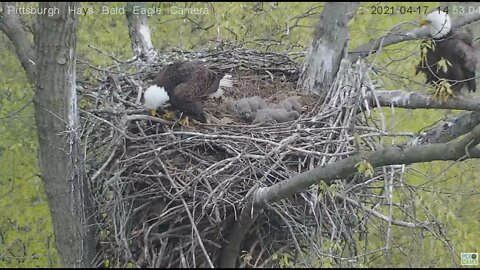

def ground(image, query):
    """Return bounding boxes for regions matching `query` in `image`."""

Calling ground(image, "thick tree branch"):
[219,199,258,268]
[409,111,480,145]
[221,122,480,267]
[0,2,36,83]
[297,2,359,94]
[125,2,157,62]
[368,90,480,144]
[254,123,480,206]
[369,90,480,112]
[349,13,480,61]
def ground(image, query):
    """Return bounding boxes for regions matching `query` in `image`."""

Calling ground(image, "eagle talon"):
[148,109,157,117]
[178,116,190,126]
[432,80,454,102]
[162,110,177,121]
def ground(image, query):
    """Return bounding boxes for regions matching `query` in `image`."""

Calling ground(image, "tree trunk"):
[0,2,36,82]
[34,2,95,267]
[126,2,157,61]
[297,2,359,94]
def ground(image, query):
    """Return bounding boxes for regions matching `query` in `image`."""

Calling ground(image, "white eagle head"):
[420,11,451,39]
[144,85,170,116]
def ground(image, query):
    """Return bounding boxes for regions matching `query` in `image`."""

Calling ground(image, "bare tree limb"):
[369,90,480,112]
[337,195,428,229]
[254,122,480,206]
[349,13,480,61]
[297,2,359,94]
[220,122,480,267]
[0,2,36,83]
[219,198,258,268]
[367,90,480,144]
[408,111,480,145]
[125,2,157,62]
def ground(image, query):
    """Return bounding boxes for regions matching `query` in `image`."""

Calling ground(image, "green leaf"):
[354,159,374,178]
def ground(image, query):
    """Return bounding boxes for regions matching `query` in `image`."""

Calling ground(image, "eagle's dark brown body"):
[151,60,225,122]
[416,29,477,92]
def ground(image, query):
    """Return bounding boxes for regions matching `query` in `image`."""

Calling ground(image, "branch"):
[219,198,257,268]
[369,90,480,112]
[338,194,428,229]
[253,123,480,205]
[348,13,480,61]
[368,90,480,144]
[125,2,157,62]
[408,111,480,145]
[221,121,480,267]
[297,2,359,93]
[0,2,36,83]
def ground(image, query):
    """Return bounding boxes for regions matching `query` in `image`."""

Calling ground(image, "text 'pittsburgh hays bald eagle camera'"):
[143,60,232,124]
[416,11,478,96]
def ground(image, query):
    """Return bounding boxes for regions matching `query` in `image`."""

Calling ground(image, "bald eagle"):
[416,11,477,95]
[144,60,232,123]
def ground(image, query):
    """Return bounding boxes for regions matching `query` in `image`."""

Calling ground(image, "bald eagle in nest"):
[416,11,477,98]
[144,60,232,124]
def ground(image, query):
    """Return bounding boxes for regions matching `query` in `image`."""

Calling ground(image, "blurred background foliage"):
[0,1,478,267]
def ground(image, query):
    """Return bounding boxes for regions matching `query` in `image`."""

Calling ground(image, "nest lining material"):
[80,47,400,267]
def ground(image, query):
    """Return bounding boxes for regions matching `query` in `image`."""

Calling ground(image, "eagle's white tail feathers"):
[209,74,233,99]
[144,85,170,109]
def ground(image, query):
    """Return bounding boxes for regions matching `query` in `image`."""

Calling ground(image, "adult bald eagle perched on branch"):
[416,11,477,96]
[144,60,232,124]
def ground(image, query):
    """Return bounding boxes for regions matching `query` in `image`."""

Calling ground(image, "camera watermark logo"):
[461,253,478,266]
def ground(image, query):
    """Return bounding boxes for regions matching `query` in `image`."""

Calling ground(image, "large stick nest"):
[80,45,401,268]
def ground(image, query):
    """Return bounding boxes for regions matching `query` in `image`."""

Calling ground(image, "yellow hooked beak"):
[419,19,429,26]
[148,109,156,116]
